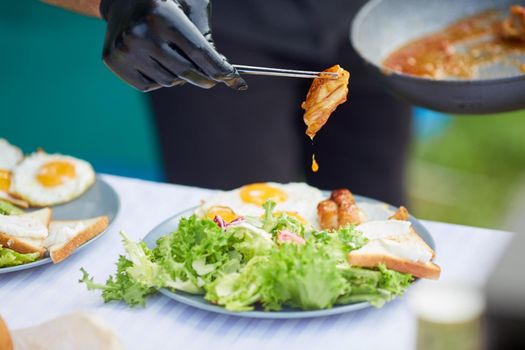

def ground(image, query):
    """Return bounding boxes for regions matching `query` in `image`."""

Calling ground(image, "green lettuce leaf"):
[79,256,156,307]
[205,256,269,311]
[337,264,413,307]
[337,226,369,252]
[0,200,24,215]
[0,246,40,267]
[120,231,166,286]
[79,214,413,311]
[261,200,277,232]
[310,225,368,264]
[228,223,274,261]
[259,242,347,311]
[153,215,247,293]
[206,242,350,312]
[260,199,305,236]
[79,231,165,307]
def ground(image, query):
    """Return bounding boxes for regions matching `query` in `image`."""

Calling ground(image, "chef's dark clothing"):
[149,0,411,206]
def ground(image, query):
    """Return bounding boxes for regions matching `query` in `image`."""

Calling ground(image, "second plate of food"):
[1,139,120,273]
[0,177,120,274]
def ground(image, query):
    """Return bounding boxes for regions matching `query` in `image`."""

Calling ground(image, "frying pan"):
[351,0,525,114]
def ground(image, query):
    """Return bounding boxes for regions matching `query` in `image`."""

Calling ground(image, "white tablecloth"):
[0,175,514,349]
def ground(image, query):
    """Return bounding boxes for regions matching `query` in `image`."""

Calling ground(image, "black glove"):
[99,0,247,92]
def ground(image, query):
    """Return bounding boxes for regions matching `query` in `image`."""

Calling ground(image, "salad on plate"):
[80,183,438,312]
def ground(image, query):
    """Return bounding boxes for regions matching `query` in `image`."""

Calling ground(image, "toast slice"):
[389,206,435,258]
[20,208,52,226]
[348,247,441,280]
[0,208,51,257]
[349,219,441,280]
[0,316,13,350]
[45,216,109,263]
[0,192,28,209]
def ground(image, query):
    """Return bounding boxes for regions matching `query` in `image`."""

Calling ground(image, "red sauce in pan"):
[383,7,525,79]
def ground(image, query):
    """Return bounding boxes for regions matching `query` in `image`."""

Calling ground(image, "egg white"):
[0,139,23,171]
[196,182,324,228]
[10,152,95,207]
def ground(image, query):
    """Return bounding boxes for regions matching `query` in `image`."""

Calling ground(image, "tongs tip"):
[233,64,339,80]
[319,72,340,80]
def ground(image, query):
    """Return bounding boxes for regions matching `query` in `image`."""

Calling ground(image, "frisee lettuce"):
[0,200,24,216]
[80,256,156,307]
[205,242,347,312]
[0,246,40,267]
[261,200,305,236]
[80,210,413,310]
[205,256,268,312]
[258,242,347,311]
[337,264,413,307]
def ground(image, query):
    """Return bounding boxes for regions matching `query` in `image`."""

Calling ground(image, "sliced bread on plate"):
[44,216,108,263]
[349,215,441,280]
[0,208,51,257]
[0,316,12,350]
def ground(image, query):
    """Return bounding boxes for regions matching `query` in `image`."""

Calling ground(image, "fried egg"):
[196,182,324,227]
[0,139,27,207]
[10,152,95,207]
[0,139,23,192]
[0,139,23,172]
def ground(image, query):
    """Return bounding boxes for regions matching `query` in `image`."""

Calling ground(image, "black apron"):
[149,0,411,205]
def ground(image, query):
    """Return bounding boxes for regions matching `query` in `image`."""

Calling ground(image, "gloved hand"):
[99,0,247,92]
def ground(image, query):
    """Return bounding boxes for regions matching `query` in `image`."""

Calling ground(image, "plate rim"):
[0,176,120,274]
[142,193,435,319]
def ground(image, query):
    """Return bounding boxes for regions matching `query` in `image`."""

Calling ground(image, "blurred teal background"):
[0,2,164,181]
[3,2,525,229]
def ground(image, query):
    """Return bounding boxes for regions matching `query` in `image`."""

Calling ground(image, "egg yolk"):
[239,183,287,206]
[0,169,11,192]
[274,211,307,224]
[206,206,238,223]
[36,161,76,187]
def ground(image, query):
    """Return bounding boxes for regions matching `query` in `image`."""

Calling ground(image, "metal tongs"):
[233,65,339,80]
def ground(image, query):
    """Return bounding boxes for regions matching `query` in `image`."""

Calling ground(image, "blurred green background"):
[409,111,525,228]
[2,2,525,229]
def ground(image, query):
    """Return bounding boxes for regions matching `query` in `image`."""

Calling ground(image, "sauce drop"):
[311,154,319,173]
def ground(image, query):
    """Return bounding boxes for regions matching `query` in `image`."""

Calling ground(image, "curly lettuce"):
[258,242,347,311]
[337,264,413,307]
[0,246,40,267]
[260,200,305,236]
[80,214,413,310]
[0,200,24,215]
[205,256,268,312]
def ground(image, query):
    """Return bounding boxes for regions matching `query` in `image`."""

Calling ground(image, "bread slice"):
[45,216,108,263]
[0,208,51,257]
[349,219,441,280]
[20,208,52,226]
[11,312,123,350]
[348,250,441,280]
[0,191,28,209]
[390,206,435,258]
[0,316,13,350]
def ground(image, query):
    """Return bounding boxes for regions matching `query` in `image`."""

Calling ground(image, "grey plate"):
[143,194,435,319]
[0,176,120,274]
[351,0,525,114]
